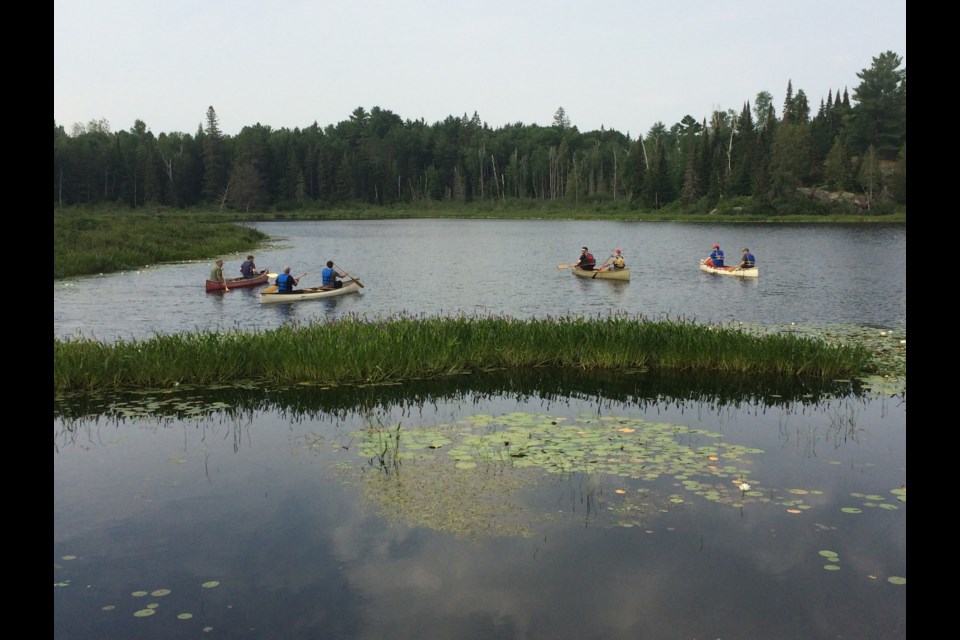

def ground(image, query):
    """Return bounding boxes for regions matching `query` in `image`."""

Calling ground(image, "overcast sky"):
[54,0,906,138]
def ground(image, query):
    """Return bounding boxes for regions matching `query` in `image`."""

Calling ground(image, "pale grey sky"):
[54,0,906,138]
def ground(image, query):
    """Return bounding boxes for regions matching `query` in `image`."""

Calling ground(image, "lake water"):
[54,220,906,639]
[54,220,906,341]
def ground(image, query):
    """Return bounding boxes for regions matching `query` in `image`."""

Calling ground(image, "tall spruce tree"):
[201,106,228,204]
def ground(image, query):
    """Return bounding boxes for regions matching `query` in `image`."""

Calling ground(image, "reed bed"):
[53,315,873,394]
[54,211,270,279]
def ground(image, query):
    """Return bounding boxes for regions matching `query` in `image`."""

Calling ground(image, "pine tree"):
[849,51,906,159]
[202,106,228,204]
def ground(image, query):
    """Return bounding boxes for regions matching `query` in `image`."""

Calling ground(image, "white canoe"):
[572,266,630,281]
[259,281,362,304]
[699,259,758,278]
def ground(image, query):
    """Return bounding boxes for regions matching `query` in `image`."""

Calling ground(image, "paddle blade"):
[557,264,571,269]
[350,279,365,288]
[263,285,278,294]
[266,272,278,278]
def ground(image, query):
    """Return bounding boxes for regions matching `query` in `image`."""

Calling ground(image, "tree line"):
[54,51,905,215]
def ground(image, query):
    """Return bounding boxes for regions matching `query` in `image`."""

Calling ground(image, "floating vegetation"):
[177,613,193,620]
[887,576,906,585]
[150,588,171,597]
[818,549,842,571]
[325,405,905,539]
[201,581,220,589]
[133,609,156,617]
[329,410,877,536]
[131,591,148,597]
[840,507,863,514]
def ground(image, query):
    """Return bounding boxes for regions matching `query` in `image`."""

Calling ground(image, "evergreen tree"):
[768,123,812,201]
[849,51,906,159]
[643,138,675,209]
[781,80,794,124]
[823,136,852,191]
[201,106,229,204]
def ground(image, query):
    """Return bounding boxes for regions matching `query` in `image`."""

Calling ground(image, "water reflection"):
[54,373,905,640]
[54,369,887,423]
[54,372,906,639]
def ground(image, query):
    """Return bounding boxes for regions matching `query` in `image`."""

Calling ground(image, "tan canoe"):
[571,266,630,281]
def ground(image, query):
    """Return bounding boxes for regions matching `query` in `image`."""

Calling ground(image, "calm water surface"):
[54,220,906,341]
[54,220,906,639]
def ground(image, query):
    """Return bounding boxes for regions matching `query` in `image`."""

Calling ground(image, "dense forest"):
[54,51,905,216]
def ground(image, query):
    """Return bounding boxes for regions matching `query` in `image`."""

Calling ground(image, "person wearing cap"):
[736,248,756,269]
[705,243,725,268]
[612,249,626,270]
[575,247,596,271]
[210,258,229,291]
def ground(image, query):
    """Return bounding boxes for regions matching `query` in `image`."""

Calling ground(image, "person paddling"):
[210,259,229,291]
[705,244,724,268]
[275,267,303,293]
[576,247,596,271]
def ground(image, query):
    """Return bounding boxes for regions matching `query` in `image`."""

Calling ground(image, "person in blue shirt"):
[276,267,301,293]
[321,261,345,289]
[737,248,756,269]
[706,244,725,267]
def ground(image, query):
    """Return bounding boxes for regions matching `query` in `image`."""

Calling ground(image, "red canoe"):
[205,272,270,292]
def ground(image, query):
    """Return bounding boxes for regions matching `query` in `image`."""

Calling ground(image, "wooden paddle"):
[592,255,613,278]
[333,262,364,288]
[557,264,575,270]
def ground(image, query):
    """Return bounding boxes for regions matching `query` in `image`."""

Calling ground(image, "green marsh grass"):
[53,315,873,394]
[54,210,270,279]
